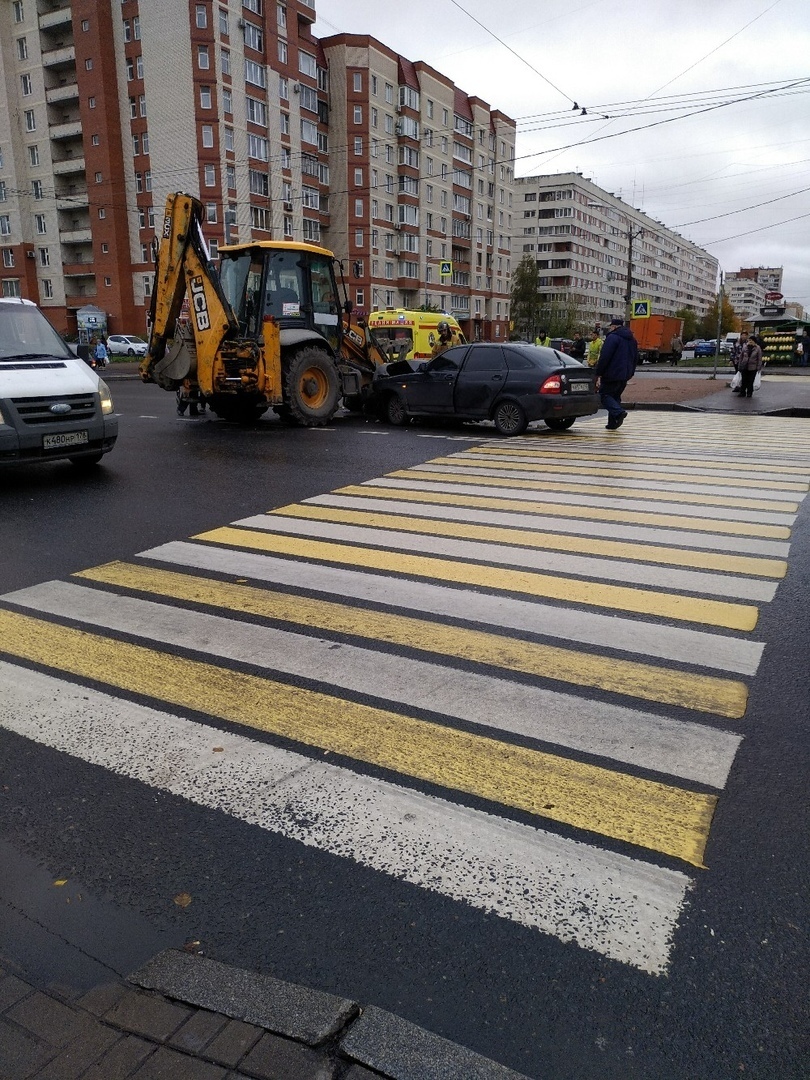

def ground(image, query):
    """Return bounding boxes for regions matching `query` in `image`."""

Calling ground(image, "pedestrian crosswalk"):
[1,413,809,975]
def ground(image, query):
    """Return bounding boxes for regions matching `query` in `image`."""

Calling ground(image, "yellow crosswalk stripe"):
[467,446,810,476]
[194,526,759,631]
[436,455,809,493]
[273,503,787,579]
[387,469,798,514]
[76,561,750,718]
[0,606,718,866]
[336,484,791,540]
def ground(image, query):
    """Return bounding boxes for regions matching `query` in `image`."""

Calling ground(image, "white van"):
[0,298,118,468]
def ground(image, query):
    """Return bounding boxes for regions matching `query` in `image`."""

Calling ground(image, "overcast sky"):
[315,0,810,309]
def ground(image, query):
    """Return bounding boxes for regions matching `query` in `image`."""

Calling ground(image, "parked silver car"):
[107,334,148,357]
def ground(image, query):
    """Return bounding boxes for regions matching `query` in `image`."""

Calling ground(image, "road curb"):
[129,949,533,1080]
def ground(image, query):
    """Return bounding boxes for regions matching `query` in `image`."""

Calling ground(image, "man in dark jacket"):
[594,317,638,429]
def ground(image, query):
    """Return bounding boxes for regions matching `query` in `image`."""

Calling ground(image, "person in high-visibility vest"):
[534,329,551,347]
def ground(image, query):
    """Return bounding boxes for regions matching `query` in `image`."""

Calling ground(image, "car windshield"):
[0,303,73,361]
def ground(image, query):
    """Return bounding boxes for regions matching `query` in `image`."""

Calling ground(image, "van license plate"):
[43,431,89,449]
[570,381,590,392]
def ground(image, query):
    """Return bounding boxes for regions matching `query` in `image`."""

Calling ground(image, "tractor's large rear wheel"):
[284,348,340,426]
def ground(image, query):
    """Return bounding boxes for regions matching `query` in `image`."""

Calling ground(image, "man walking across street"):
[594,317,638,429]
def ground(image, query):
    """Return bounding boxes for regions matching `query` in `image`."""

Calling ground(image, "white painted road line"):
[142,541,766,675]
[234,514,778,602]
[0,661,691,975]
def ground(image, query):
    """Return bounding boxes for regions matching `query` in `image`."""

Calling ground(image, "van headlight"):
[99,383,115,415]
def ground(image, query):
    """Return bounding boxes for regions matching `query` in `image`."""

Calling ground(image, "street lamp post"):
[623,226,644,324]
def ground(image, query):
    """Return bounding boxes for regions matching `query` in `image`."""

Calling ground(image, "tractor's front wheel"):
[284,348,340,426]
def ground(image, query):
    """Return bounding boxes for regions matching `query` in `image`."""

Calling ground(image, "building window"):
[142,132,149,153]
[280,112,290,135]
[299,51,316,78]
[354,136,363,155]
[201,125,214,148]
[132,133,140,154]
[200,86,212,108]
[195,4,207,27]
[223,88,232,114]
[144,169,152,191]
[24,110,35,132]
[384,82,393,104]
[245,59,266,88]
[28,145,39,166]
[95,171,103,183]
[38,247,49,266]
[133,15,140,38]
[123,18,131,41]
[354,199,363,217]
[354,168,363,186]
[17,37,28,60]
[104,276,112,287]
[21,73,32,96]
[277,3,286,28]
[81,19,89,31]
[129,97,137,118]
[206,204,217,223]
[0,217,10,237]
[227,164,236,189]
[251,206,270,231]
[88,96,96,108]
[85,58,93,70]
[221,49,231,76]
[197,45,209,69]
[0,182,5,202]
[279,76,288,100]
[224,127,234,151]
[204,163,216,187]
[43,279,53,299]
[248,133,268,159]
[13,1,24,22]
[139,95,146,116]
[136,55,144,79]
[277,39,287,63]
[31,179,42,199]
[353,105,362,124]
[2,280,21,298]
[219,7,229,35]
[301,119,318,144]
[143,276,152,297]
[1,248,13,266]
[34,214,46,233]
[126,58,134,80]
[246,96,267,125]
[98,208,105,219]
[353,72,362,92]
[244,21,263,51]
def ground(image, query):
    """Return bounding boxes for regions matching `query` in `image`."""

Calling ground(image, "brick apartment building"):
[0,0,515,344]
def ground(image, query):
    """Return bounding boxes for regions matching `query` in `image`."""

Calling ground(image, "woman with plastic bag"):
[736,336,763,399]
[729,333,748,393]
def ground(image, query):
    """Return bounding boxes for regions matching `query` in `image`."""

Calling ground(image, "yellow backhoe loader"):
[140,193,387,424]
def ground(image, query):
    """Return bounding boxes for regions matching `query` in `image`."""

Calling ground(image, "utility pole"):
[623,226,643,323]
[712,269,724,379]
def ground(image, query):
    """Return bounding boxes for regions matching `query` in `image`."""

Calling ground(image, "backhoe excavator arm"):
[140,193,240,392]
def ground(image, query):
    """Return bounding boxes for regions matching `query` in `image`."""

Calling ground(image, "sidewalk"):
[0,950,531,1080]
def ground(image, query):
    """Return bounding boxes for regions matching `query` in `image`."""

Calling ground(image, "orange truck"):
[629,315,684,363]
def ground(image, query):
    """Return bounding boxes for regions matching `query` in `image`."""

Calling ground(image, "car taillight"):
[540,375,562,394]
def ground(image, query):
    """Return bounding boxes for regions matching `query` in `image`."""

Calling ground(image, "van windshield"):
[0,303,73,361]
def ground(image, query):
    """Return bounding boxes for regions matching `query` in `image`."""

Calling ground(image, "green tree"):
[675,307,700,343]
[510,255,542,340]
[698,295,739,340]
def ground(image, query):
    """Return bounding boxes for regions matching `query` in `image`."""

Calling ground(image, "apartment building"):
[736,266,783,294]
[320,34,515,343]
[513,172,718,329]
[0,1,513,343]
[725,274,767,323]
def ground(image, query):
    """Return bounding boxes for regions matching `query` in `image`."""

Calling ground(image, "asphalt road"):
[1,382,808,1079]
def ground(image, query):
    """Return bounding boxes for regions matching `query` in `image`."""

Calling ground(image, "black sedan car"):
[371,342,600,436]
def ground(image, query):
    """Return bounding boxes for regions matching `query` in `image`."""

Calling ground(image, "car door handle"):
[491,374,503,381]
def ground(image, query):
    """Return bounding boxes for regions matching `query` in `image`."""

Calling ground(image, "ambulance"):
[367,309,466,361]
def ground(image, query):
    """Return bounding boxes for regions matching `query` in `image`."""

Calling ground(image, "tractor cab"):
[218,241,342,353]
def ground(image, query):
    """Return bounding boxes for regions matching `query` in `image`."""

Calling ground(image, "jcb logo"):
[162,215,172,239]
[189,276,210,331]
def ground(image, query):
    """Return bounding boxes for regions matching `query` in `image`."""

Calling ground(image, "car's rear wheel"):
[493,399,527,436]
[127,348,136,356]
[544,417,576,431]
[385,394,408,426]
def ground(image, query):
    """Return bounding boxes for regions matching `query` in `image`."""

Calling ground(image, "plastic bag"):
[730,370,742,390]
[753,370,762,391]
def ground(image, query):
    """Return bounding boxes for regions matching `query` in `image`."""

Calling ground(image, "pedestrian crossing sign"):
[440,261,452,279]
[632,300,651,318]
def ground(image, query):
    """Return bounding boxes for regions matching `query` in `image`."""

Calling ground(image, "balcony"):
[296,0,316,22]
[39,6,73,30]
[49,120,82,140]
[41,45,75,69]
[52,156,85,175]
[60,228,92,244]
[56,193,88,210]
[46,83,79,105]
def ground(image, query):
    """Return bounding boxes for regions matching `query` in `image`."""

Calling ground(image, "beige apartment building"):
[0,1,514,343]
[513,172,718,330]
